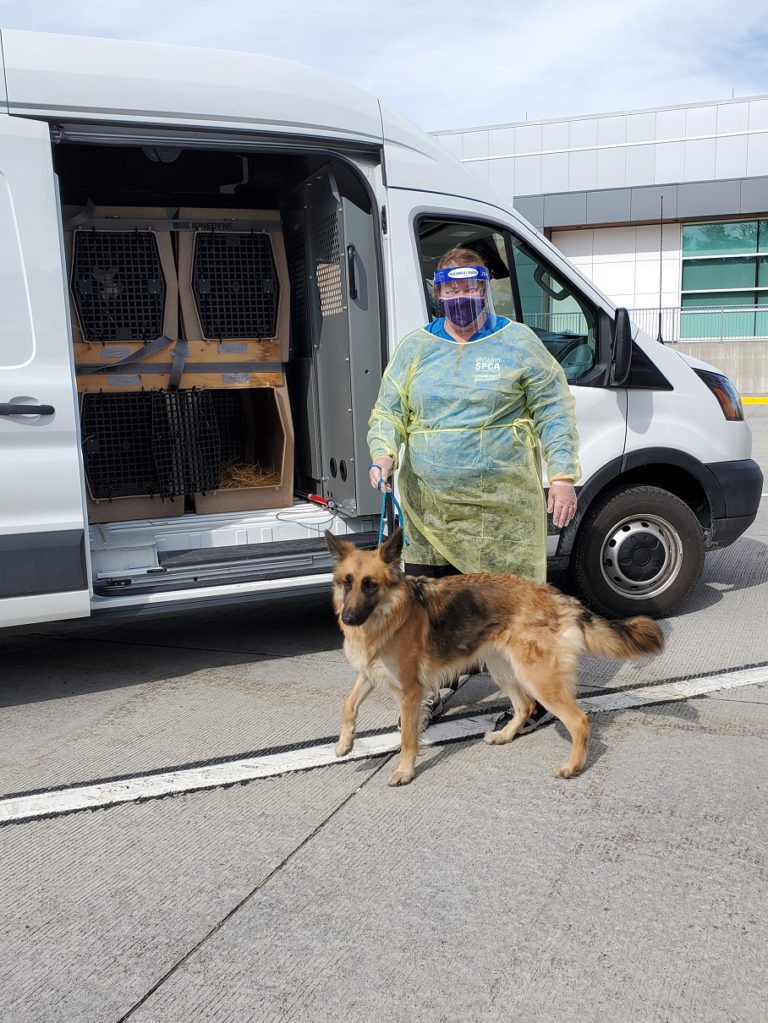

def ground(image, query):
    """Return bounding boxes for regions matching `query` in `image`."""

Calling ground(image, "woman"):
[367,246,580,731]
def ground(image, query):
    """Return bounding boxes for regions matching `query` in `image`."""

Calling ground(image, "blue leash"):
[377,484,409,547]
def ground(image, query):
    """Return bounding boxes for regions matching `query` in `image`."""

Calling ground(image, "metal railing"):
[628,306,768,343]
[509,307,767,343]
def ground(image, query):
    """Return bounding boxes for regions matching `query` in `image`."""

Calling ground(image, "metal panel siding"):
[586,189,632,225]
[462,131,489,159]
[676,180,742,218]
[626,112,656,143]
[513,195,544,228]
[655,141,686,183]
[683,138,717,182]
[543,192,587,227]
[749,99,768,129]
[714,136,749,180]
[0,531,86,598]
[625,144,656,187]
[596,146,627,189]
[717,102,750,133]
[740,176,768,214]
[541,152,569,193]
[746,134,768,177]
[630,185,678,221]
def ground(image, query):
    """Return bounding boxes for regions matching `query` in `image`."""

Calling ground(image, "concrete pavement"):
[1,408,767,1022]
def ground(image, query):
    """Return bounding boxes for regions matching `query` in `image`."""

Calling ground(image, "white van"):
[0,29,762,629]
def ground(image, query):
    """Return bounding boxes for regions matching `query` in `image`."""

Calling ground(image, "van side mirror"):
[610,308,633,386]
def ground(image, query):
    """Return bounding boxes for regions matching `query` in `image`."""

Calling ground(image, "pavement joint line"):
[114,754,393,1023]
[1,664,766,827]
[20,630,283,661]
[6,659,766,803]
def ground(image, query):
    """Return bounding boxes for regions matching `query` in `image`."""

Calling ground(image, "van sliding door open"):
[0,117,90,627]
[286,167,382,517]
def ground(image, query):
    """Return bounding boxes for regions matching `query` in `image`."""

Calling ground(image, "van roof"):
[0,28,384,145]
[0,28,521,209]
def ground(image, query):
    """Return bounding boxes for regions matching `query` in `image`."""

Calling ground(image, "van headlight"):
[693,369,744,422]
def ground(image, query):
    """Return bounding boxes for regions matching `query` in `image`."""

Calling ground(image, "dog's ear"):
[325,530,355,562]
[378,526,404,565]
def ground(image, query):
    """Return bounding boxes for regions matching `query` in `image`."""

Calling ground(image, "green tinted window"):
[682,257,757,291]
[682,221,758,256]
[681,290,762,339]
[682,291,754,307]
[681,220,767,338]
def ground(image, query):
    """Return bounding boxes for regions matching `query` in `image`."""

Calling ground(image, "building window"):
[681,220,768,339]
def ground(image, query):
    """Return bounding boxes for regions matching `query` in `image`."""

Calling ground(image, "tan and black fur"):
[326,527,664,787]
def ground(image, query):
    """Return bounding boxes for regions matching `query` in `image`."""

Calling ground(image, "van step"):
[157,532,378,568]
[93,531,379,596]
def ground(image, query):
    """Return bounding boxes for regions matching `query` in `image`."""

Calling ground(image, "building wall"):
[432,97,768,199]
[551,225,681,310]
[432,96,768,393]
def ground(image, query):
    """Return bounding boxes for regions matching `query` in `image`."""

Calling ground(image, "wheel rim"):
[599,513,684,600]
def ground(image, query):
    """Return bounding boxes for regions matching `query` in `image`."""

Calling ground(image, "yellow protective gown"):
[367,320,581,581]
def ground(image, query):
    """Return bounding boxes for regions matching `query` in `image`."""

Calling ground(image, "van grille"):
[72,231,166,342]
[192,233,279,339]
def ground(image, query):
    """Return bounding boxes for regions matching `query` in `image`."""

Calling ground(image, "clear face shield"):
[434,265,497,332]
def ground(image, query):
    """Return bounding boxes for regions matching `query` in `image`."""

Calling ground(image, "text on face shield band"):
[433,266,490,285]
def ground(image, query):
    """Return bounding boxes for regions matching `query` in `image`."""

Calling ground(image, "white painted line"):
[1,664,766,825]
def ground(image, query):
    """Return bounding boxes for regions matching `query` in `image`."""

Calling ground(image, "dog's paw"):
[554,762,581,779]
[335,733,354,757]
[484,729,510,746]
[387,767,415,787]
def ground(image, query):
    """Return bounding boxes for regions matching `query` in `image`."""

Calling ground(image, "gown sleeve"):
[520,331,582,483]
[367,334,418,471]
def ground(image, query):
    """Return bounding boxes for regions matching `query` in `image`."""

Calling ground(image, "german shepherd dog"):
[326,527,664,787]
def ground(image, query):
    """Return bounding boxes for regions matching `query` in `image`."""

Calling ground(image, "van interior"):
[53,139,384,597]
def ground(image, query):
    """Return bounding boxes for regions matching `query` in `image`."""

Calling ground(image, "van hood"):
[674,349,729,377]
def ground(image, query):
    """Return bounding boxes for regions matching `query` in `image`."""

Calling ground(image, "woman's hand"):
[547,480,578,529]
[369,456,393,493]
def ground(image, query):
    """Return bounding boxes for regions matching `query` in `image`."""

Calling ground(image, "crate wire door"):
[286,168,382,516]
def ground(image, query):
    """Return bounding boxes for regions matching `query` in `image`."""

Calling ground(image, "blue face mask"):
[440,295,486,328]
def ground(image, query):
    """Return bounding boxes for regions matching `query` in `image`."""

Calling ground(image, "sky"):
[1,0,767,132]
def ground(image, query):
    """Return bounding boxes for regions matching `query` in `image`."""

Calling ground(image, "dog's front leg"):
[336,668,375,757]
[389,676,422,786]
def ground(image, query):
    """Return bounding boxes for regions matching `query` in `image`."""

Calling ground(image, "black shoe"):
[423,690,446,724]
[492,702,554,734]
[398,690,445,732]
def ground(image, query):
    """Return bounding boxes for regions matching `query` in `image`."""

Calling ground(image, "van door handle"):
[346,244,358,300]
[0,403,56,416]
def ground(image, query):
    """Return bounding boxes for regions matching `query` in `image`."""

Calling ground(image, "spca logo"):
[474,355,501,384]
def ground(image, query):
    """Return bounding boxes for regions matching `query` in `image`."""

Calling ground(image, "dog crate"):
[81,384,294,523]
[81,391,184,523]
[177,208,290,364]
[193,383,294,513]
[81,389,221,523]
[66,207,179,390]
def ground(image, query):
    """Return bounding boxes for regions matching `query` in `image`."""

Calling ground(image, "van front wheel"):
[568,485,705,619]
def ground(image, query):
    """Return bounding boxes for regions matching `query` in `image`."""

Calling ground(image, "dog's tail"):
[579,609,664,660]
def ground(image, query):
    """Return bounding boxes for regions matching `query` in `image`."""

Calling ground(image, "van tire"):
[568,485,705,619]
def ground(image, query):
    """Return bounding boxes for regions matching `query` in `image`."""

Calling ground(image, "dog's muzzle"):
[342,608,371,626]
